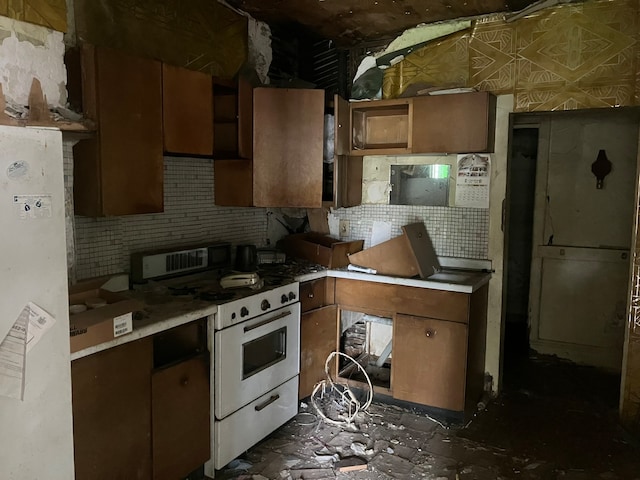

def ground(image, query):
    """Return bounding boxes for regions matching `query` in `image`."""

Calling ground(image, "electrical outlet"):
[339,219,350,238]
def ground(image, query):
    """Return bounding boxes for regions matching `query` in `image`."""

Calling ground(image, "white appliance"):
[0,126,75,479]
[212,282,301,470]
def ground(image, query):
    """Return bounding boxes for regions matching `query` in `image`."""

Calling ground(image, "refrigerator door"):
[0,126,74,480]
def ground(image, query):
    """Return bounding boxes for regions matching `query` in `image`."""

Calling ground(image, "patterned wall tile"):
[470,16,516,94]
[5,0,66,32]
[383,31,470,98]
[514,2,638,111]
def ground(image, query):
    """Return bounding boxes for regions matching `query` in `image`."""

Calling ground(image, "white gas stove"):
[130,245,301,474]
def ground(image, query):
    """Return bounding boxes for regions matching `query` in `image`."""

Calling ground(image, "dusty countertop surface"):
[71,261,490,360]
[298,267,491,294]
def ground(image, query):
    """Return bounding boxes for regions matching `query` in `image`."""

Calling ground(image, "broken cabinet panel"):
[299,305,338,399]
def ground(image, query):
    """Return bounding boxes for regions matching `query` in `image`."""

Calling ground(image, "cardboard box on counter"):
[279,233,364,268]
[69,277,142,353]
[348,223,441,278]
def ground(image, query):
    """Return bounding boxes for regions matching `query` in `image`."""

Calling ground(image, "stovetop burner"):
[196,291,235,302]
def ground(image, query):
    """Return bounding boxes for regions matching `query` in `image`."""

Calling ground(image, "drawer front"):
[335,278,469,323]
[300,278,326,312]
[214,376,298,469]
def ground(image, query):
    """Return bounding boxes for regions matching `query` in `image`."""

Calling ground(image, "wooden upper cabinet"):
[162,64,213,156]
[213,77,252,159]
[73,44,164,216]
[349,91,496,156]
[350,98,413,156]
[253,88,324,208]
[412,91,496,154]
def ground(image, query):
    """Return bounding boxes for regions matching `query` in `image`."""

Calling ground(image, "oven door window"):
[242,326,287,379]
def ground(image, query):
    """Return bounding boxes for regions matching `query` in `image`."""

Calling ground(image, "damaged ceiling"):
[226,0,542,46]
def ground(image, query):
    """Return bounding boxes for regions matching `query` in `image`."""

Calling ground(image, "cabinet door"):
[300,278,327,312]
[392,314,468,411]
[253,88,324,207]
[151,355,210,480]
[299,305,338,399]
[74,45,164,216]
[71,338,153,480]
[162,64,213,156]
[411,91,496,153]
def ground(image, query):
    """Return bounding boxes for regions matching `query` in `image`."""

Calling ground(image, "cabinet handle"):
[308,293,314,298]
[425,329,435,338]
[181,376,189,386]
[254,394,280,412]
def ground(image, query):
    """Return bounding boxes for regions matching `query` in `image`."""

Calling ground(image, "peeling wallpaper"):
[383,0,640,112]
[0,16,66,107]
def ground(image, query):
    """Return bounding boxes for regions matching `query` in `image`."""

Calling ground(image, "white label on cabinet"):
[113,313,133,337]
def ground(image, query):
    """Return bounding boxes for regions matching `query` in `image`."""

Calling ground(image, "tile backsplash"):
[71,155,268,281]
[67,153,489,282]
[330,204,489,259]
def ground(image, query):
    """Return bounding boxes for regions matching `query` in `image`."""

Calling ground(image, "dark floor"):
[215,334,640,479]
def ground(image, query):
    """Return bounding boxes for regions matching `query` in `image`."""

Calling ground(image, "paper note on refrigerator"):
[0,303,55,400]
[25,302,56,352]
[0,306,29,400]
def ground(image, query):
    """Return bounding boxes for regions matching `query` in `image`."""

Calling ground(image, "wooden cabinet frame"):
[333,278,488,418]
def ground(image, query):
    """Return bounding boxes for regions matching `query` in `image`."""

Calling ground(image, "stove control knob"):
[288,292,296,301]
[281,294,288,304]
[261,299,271,311]
[240,307,249,317]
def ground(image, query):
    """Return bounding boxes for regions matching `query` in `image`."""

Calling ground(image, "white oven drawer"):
[214,303,300,419]
[214,376,299,470]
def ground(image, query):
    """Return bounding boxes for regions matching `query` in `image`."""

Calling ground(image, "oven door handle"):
[243,310,291,333]
[254,394,280,412]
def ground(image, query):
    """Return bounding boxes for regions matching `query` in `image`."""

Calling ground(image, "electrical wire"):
[310,351,374,427]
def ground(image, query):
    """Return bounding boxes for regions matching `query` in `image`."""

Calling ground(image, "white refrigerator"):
[0,126,75,479]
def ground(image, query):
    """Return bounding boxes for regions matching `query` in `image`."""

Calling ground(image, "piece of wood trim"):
[26,78,53,126]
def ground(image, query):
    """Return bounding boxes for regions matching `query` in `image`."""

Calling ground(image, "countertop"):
[297,268,491,294]
[70,264,490,361]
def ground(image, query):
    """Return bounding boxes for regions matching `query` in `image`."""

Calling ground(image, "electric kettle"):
[235,244,258,272]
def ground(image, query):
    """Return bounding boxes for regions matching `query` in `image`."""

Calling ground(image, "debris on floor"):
[216,354,640,479]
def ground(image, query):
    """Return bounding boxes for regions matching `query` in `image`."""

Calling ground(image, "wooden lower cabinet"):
[392,315,468,411]
[151,355,210,480]
[71,324,210,480]
[334,279,488,416]
[71,338,153,480]
[299,305,337,399]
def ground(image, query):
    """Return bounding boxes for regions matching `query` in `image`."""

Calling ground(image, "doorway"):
[504,108,640,373]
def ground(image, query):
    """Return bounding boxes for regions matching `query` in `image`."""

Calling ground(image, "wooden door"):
[162,64,213,156]
[151,355,210,480]
[412,91,496,154]
[528,110,638,370]
[299,305,338,399]
[392,314,468,411]
[253,88,324,207]
[71,338,153,480]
